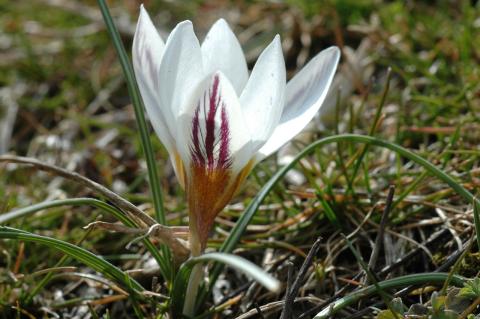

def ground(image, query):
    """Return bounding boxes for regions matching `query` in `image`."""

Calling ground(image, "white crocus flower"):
[133,6,340,255]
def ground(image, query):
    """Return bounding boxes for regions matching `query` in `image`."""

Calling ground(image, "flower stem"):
[183,228,204,316]
[183,263,204,316]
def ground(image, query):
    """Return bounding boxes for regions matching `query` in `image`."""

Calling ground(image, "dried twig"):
[84,221,146,234]
[254,302,266,319]
[235,297,323,319]
[280,237,322,319]
[435,207,463,251]
[86,221,190,262]
[84,221,189,240]
[127,224,189,259]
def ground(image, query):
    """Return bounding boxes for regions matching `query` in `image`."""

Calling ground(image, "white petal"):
[201,19,249,94]
[159,20,204,130]
[176,72,254,174]
[257,46,340,159]
[239,35,286,149]
[133,5,175,154]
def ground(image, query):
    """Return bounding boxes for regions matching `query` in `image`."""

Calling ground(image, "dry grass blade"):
[367,185,395,273]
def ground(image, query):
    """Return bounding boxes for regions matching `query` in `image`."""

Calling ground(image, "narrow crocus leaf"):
[473,198,480,250]
[171,252,280,316]
[0,226,144,292]
[314,273,465,319]
[99,0,171,280]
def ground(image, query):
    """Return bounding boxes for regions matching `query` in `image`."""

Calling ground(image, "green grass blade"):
[203,133,477,304]
[0,198,168,295]
[0,198,131,225]
[170,260,192,318]
[96,0,171,280]
[350,68,392,184]
[0,226,144,292]
[314,273,466,318]
[474,199,480,250]
[25,224,96,304]
[171,253,280,317]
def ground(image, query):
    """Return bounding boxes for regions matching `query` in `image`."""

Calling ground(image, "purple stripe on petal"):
[218,103,232,169]
[191,104,203,164]
[204,74,220,169]
[189,73,232,171]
